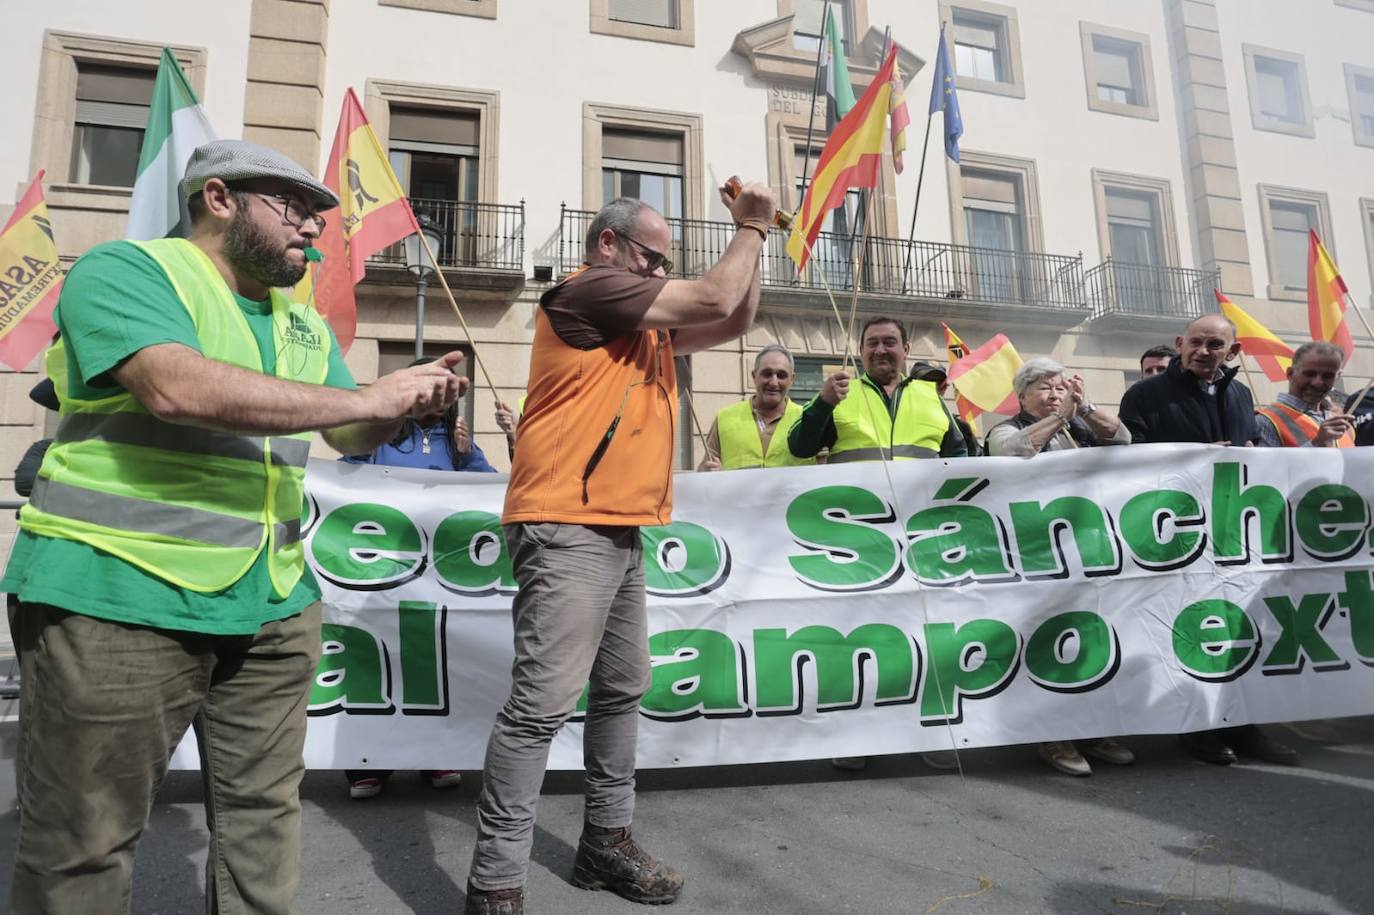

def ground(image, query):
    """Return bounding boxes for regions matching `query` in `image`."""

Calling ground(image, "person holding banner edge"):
[2,139,469,915]
[1254,341,1355,448]
[465,185,776,913]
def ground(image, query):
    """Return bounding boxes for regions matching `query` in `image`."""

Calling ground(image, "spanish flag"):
[1215,290,1293,382]
[1307,230,1353,362]
[299,87,420,352]
[888,49,910,174]
[0,172,63,371]
[948,333,1022,418]
[941,322,978,423]
[786,46,899,271]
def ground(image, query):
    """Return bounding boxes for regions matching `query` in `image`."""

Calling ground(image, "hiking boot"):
[1039,741,1092,776]
[464,882,524,915]
[1081,737,1135,766]
[1179,731,1237,765]
[571,825,684,905]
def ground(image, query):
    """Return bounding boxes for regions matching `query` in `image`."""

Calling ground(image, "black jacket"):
[1119,357,1258,446]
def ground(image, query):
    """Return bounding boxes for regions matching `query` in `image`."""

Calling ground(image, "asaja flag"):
[1307,230,1353,362]
[1216,290,1293,382]
[948,333,1022,417]
[0,172,63,371]
[941,322,978,424]
[821,6,857,131]
[126,48,216,240]
[301,87,421,352]
[787,46,898,271]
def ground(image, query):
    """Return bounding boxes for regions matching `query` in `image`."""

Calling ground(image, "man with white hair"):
[699,344,815,470]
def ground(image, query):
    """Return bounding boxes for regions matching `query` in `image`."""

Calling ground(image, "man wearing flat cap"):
[2,139,469,914]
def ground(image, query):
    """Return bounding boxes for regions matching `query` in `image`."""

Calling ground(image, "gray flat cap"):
[181,139,339,210]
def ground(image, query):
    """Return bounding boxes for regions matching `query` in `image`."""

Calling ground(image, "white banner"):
[173,446,1374,770]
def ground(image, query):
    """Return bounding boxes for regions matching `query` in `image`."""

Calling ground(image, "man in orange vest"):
[1254,341,1355,448]
[466,185,778,914]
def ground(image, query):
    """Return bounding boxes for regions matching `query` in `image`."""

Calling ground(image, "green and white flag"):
[126,48,217,240]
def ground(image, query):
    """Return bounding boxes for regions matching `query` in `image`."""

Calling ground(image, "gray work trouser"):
[468,522,652,890]
[9,601,322,915]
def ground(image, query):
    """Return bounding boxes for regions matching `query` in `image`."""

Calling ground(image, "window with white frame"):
[940,0,1024,98]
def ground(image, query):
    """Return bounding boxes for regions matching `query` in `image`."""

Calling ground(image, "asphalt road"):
[0,714,1370,914]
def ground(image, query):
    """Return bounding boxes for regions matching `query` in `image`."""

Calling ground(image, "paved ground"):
[0,706,1370,914]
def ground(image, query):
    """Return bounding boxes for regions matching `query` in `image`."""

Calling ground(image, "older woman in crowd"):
[986,356,1133,777]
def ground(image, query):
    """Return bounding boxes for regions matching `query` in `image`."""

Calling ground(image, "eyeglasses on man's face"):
[616,231,673,275]
[254,192,328,233]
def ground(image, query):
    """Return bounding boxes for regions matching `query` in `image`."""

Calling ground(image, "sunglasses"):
[615,231,673,275]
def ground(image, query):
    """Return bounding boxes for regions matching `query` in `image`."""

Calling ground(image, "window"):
[69,63,155,187]
[952,155,1044,305]
[1080,23,1158,120]
[940,0,1024,98]
[1092,171,1181,315]
[388,106,480,265]
[601,128,686,269]
[1257,184,1333,301]
[792,0,850,54]
[591,0,694,45]
[379,0,497,19]
[1106,189,1163,267]
[1243,45,1313,137]
[1345,64,1374,147]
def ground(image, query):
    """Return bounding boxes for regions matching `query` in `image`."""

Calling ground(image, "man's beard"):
[223,206,306,289]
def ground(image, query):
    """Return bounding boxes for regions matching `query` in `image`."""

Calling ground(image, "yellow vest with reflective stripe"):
[716,399,814,469]
[828,376,949,462]
[21,238,331,596]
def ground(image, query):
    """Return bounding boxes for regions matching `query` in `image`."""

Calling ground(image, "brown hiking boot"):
[464,882,524,915]
[571,825,684,905]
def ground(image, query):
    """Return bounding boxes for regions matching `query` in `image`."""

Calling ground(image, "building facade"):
[4,0,1374,552]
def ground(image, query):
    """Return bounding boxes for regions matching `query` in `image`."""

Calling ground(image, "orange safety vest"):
[503,274,677,527]
[1255,401,1354,448]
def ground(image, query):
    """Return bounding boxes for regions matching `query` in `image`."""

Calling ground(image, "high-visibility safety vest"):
[1255,401,1354,448]
[716,399,814,469]
[21,238,331,596]
[828,376,950,463]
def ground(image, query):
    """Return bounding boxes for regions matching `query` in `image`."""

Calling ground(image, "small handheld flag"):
[0,172,63,371]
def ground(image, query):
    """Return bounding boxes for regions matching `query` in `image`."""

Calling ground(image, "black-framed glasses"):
[615,231,672,275]
[255,193,327,233]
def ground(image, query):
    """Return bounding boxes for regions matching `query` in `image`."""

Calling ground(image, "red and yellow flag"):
[1307,230,1353,362]
[948,333,1022,418]
[299,87,420,352]
[786,47,899,270]
[1215,290,1293,382]
[888,50,910,174]
[941,322,978,423]
[0,171,63,371]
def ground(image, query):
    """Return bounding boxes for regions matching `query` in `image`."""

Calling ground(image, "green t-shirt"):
[0,240,356,635]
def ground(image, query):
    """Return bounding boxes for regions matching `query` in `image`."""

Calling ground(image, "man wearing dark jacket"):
[1117,314,1297,767]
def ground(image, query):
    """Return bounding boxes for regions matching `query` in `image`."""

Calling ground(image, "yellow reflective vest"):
[828,376,950,462]
[21,238,331,596]
[716,399,814,469]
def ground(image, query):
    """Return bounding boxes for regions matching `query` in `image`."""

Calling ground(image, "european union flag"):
[929,32,964,162]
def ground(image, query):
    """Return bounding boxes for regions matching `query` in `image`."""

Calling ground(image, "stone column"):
[242,0,329,171]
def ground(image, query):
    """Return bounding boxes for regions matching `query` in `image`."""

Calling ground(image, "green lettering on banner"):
[1009,496,1121,578]
[1172,599,1260,681]
[311,502,425,587]
[1294,484,1368,560]
[432,510,515,594]
[398,600,448,712]
[1211,462,1290,563]
[904,504,1014,585]
[642,521,729,596]
[1261,592,1345,674]
[1024,611,1118,691]
[1336,569,1374,665]
[310,623,392,713]
[919,619,1020,723]
[642,629,748,718]
[785,486,900,590]
[753,624,917,713]
[1118,489,1206,570]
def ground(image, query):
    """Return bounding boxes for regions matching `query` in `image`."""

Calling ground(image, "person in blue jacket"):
[339,370,498,798]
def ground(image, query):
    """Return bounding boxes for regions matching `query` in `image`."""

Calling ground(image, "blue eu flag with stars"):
[929,32,964,162]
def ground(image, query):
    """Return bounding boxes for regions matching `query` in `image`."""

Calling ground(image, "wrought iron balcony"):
[1086,258,1218,321]
[556,206,1086,313]
[370,198,525,272]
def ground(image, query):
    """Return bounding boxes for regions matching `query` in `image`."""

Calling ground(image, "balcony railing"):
[370,198,525,272]
[1087,258,1218,320]
[557,206,1086,312]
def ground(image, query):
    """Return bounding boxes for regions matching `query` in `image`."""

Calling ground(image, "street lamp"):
[403,211,443,360]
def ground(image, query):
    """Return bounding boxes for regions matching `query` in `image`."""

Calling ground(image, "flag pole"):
[795,0,831,221]
[900,21,945,295]
[417,233,501,403]
[1339,290,1374,410]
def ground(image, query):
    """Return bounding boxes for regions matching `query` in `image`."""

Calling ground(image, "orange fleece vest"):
[502,307,677,527]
